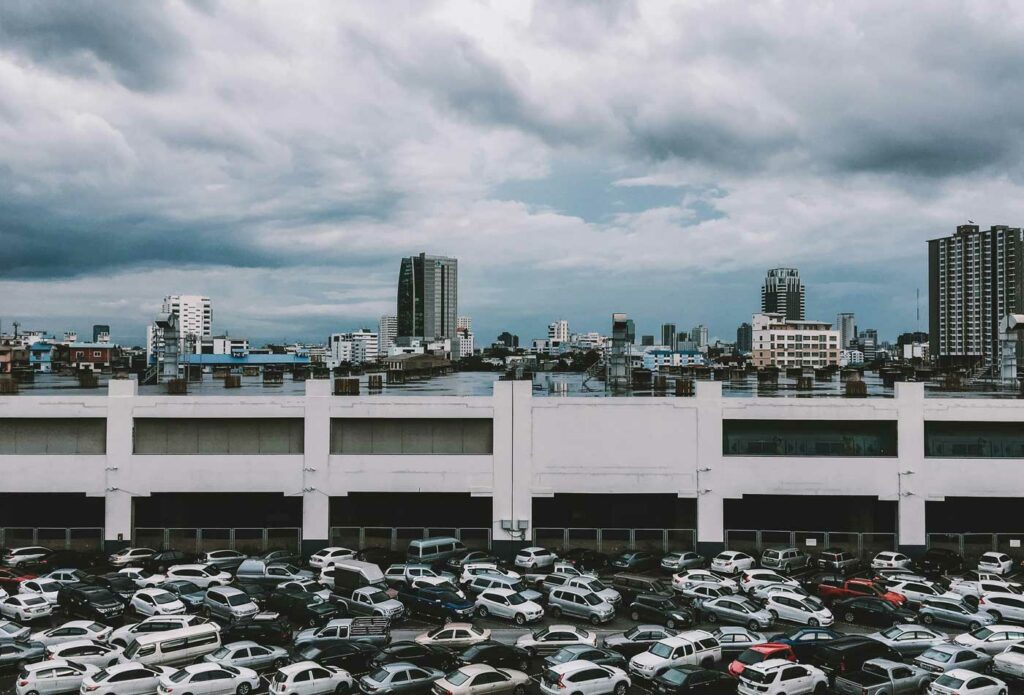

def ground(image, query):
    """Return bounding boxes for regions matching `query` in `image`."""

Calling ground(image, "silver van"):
[321,560,386,591]
[548,586,616,625]
[121,623,221,667]
[406,537,467,565]
[201,586,259,623]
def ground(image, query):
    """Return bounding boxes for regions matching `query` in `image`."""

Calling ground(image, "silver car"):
[700,596,774,630]
[868,624,949,657]
[548,586,616,625]
[202,586,259,623]
[204,640,289,671]
[914,644,992,675]
[661,552,705,572]
[918,599,995,631]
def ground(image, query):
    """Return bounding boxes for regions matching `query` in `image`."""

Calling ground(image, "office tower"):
[457,316,472,332]
[92,324,110,343]
[497,332,519,348]
[736,322,753,353]
[690,324,708,348]
[641,335,655,346]
[661,323,677,350]
[761,268,805,321]
[149,295,212,359]
[397,253,458,340]
[837,312,856,348]
[856,329,878,363]
[928,224,1023,368]
[378,315,397,353]
[548,319,569,344]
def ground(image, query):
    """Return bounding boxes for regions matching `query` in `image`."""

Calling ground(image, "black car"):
[234,581,272,608]
[371,641,457,671]
[355,546,406,568]
[628,594,694,629]
[35,549,106,571]
[93,573,136,601]
[561,549,611,574]
[457,641,531,671]
[267,589,340,627]
[609,574,674,604]
[767,627,845,661]
[918,548,964,576]
[603,625,679,658]
[56,583,125,621]
[0,640,46,670]
[143,549,199,573]
[833,597,915,627]
[542,645,627,670]
[220,613,294,646]
[290,641,378,672]
[811,636,903,684]
[255,549,301,566]
[654,666,736,695]
[610,552,659,572]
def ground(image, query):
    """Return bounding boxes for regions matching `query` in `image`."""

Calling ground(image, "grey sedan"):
[868,624,949,657]
[359,662,445,695]
[918,599,995,631]
[914,644,992,675]
[701,597,774,630]
[711,627,766,657]
[204,640,289,671]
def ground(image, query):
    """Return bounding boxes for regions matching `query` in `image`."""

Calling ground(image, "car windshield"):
[227,594,253,607]
[173,582,201,594]
[508,593,527,606]
[282,565,301,574]
[650,643,673,658]
[935,675,964,689]
[92,670,110,683]
[880,627,903,639]
[660,669,688,685]
[37,582,59,592]
[23,596,46,606]
[367,591,390,604]
[972,628,994,639]
[803,598,825,611]
[446,671,470,686]
[509,582,527,592]
[922,649,952,663]
[739,651,767,665]
[154,593,178,605]
[211,647,230,658]
[0,623,21,634]
[169,670,190,684]
[582,593,602,606]
[368,670,390,683]
[741,670,771,684]
[587,581,608,591]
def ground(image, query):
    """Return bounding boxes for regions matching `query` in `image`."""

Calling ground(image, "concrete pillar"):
[301,380,332,555]
[491,380,532,559]
[896,382,927,554]
[104,378,136,552]
[695,381,726,556]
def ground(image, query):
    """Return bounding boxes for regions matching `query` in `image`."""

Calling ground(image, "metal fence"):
[0,527,104,551]
[328,527,492,551]
[531,528,696,554]
[927,533,1024,564]
[724,529,897,560]
[133,527,301,554]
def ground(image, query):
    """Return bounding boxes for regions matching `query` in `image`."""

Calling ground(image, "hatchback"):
[131,589,186,618]
[516,626,596,657]
[415,623,490,650]
[202,586,260,623]
[539,660,630,695]
[514,548,557,572]
[46,640,124,668]
[764,593,833,627]
[928,669,1006,695]
[661,552,705,573]
[701,597,774,630]
[919,598,995,631]
[474,588,544,625]
[736,659,827,695]
[871,552,912,571]
[978,553,1013,576]
[14,659,98,695]
[31,621,111,646]
[268,661,353,695]
[79,662,177,695]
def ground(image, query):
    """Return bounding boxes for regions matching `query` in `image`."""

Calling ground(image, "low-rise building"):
[642,349,707,371]
[66,342,114,372]
[751,313,840,369]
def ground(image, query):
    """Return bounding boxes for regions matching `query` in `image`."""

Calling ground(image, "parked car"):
[253,549,300,566]
[358,662,444,695]
[161,580,206,610]
[927,670,1006,695]
[548,586,616,625]
[201,550,248,573]
[561,549,610,574]
[514,548,558,572]
[19,579,60,605]
[603,626,678,658]
[384,564,455,589]
[204,640,290,670]
[728,643,796,677]
[446,550,502,571]
[0,640,46,669]
[811,637,903,684]
[991,642,1024,681]
[14,659,99,695]
[867,624,950,657]
[433,662,531,695]
[292,617,391,650]
[701,597,775,630]
[336,586,404,620]
[833,658,934,695]
[816,548,860,574]
[814,576,908,606]
[165,564,231,588]
[354,547,404,569]
[457,641,531,671]
[543,645,627,670]
[219,613,292,647]
[45,640,124,668]
[473,588,544,625]
[654,666,735,695]
[919,598,996,631]
[661,552,705,573]
[118,568,166,588]
[712,627,767,658]
[232,582,271,608]
[108,548,156,568]
[264,589,336,627]
[609,574,674,604]
[872,552,913,571]
[3,547,52,569]
[29,620,111,646]
[397,584,476,622]
[767,627,844,661]
[0,569,35,593]
[834,597,916,627]
[764,593,833,626]
[678,584,731,607]
[78,662,176,695]
[978,592,1024,623]
[914,644,992,675]
[760,548,809,573]
[459,563,521,586]
[565,576,621,606]
[0,619,30,643]
[949,580,1021,601]
[627,594,694,629]
[158,662,261,695]
[203,585,261,624]
[739,570,798,594]
[235,559,312,586]
[108,615,215,648]
[737,659,827,695]
[464,574,542,603]
[711,552,756,575]
[310,546,357,569]
[516,625,597,656]
[628,631,721,680]
[610,552,658,572]
[143,549,199,574]
[371,641,457,671]
[57,584,126,621]
[886,579,959,607]
[43,568,95,586]
[129,588,185,617]
[538,660,631,695]
[672,570,738,594]
[289,642,378,674]
[919,548,965,576]
[414,623,490,650]
[0,595,52,622]
[953,625,1024,655]
[978,553,1014,576]
[268,661,353,695]
[279,579,330,601]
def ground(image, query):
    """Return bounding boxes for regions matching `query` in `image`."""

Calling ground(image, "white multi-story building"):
[457,327,474,358]
[147,295,213,364]
[378,315,397,353]
[458,316,473,332]
[548,320,569,344]
[642,349,706,371]
[328,329,379,367]
[751,312,840,368]
[571,332,607,351]
[840,349,865,366]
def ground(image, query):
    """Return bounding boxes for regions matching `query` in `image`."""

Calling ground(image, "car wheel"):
[989,611,1003,622]
[843,611,856,623]
[921,614,934,625]
[808,618,819,627]
[335,684,349,695]
[273,658,287,668]
[969,621,981,631]
[514,613,526,626]
[666,618,676,629]
[630,610,640,621]
[769,609,779,620]
[746,620,760,631]
[814,684,827,695]
[551,606,562,618]
[236,684,251,695]
[526,648,537,658]
[25,690,38,695]
[614,683,627,695]
[200,606,211,617]
[704,612,717,623]
[590,614,602,626]
[519,660,529,671]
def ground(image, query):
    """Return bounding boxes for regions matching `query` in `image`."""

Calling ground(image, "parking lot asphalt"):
[0,564,1020,695]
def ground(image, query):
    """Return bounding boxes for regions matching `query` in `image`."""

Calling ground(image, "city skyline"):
[3,3,1021,344]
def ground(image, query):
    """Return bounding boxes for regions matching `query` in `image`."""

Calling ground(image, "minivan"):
[406,537,467,565]
[548,586,616,625]
[321,560,386,591]
[202,586,260,623]
[761,548,809,572]
[121,623,222,667]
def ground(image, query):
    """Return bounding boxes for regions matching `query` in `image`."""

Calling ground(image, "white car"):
[763,592,834,626]
[109,548,156,568]
[118,568,167,588]
[3,546,51,568]
[927,669,1006,695]
[628,631,721,679]
[662,552,705,572]
[954,625,1024,655]
[978,553,1014,576]
[872,552,913,570]
[887,580,962,606]
[750,583,813,601]
[474,588,544,625]
[165,564,231,588]
[43,569,93,586]
[516,625,596,656]
[415,623,491,649]
[130,588,186,617]
[710,551,756,575]
[514,547,558,571]
[20,579,61,605]
[30,620,112,645]
[950,580,1022,600]
[80,662,177,695]
[269,661,354,695]
[308,547,356,569]
[979,593,1024,624]
[737,659,828,695]
[279,579,332,601]
[739,570,798,594]
[14,659,99,695]
[108,615,216,648]
[0,594,52,621]
[46,640,125,667]
[158,662,261,695]
[992,642,1024,681]
[538,660,630,695]
[459,563,521,584]
[671,570,738,593]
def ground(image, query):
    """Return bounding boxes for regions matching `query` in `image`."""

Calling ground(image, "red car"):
[816,577,907,607]
[0,567,36,592]
[728,643,796,677]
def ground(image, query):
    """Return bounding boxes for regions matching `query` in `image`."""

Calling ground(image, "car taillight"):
[979,597,986,604]
[18,680,28,687]
[557,676,566,689]
[84,685,99,692]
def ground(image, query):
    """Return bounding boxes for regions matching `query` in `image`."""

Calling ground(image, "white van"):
[407,537,467,564]
[121,623,221,667]
[320,560,386,591]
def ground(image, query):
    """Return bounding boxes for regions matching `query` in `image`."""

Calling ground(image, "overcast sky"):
[2,1,1023,346]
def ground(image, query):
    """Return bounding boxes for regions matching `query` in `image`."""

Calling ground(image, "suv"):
[737,659,828,695]
[628,631,721,680]
[202,586,260,623]
[610,574,674,604]
[816,549,860,574]
[56,584,125,621]
[143,549,198,574]
[515,547,558,571]
[539,660,631,695]
[761,548,810,572]
[549,586,616,625]
[2,547,52,568]
[919,548,964,576]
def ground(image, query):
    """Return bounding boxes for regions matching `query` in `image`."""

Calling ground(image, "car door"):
[307,666,336,695]
[248,645,274,670]
[779,665,810,693]
[889,665,915,690]
[52,664,87,693]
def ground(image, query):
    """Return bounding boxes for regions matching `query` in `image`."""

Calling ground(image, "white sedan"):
[953,625,1024,656]
[459,563,520,585]
[0,594,52,621]
[130,588,186,617]
[30,620,112,646]
[165,564,231,588]
[710,551,756,575]
[81,663,177,695]
[46,640,125,668]
[928,669,1005,695]
[268,661,353,695]
[308,547,356,569]
[739,570,799,594]
[109,548,156,568]
[671,570,738,593]
[118,568,167,588]
[950,580,1022,600]
[19,579,61,605]
[993,642,1024,681]
[158,662,260,695]
[415,623,491,649]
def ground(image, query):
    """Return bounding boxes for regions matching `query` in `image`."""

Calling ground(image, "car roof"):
[549,659,601,674]
[450,664,496,676]
[225,641,261,649]
[747,658,796,672]
[944,669,983,679]
[52,639,107,651]
[26,659,78,673]
[181,663,221,673]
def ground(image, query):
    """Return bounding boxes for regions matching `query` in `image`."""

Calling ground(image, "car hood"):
[603,634,632,646]
[630,652,663,668]
[294,627,318,642]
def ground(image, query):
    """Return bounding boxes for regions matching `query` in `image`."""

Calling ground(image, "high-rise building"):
[837,312,856,348]
[147,295,212,363]
[690,324,709,348]
[378,315,397,352]
[736,322,753,353]
[397,253,458,341]
[457,316,473,332]
[661,323,677,350]
[761,268,805,321]
[92,324,110,344]
[641,335,655,346]
[497,332,519,349]
[548,319,569,344]
[929,224,1023,369]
